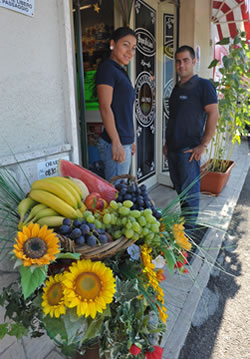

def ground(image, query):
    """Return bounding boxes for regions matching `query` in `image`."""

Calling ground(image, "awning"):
[211,0,250,43]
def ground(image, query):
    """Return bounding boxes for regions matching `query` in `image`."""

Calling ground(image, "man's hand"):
[184,144,207,162]
[112,142,125,163]
[163,144,167,157]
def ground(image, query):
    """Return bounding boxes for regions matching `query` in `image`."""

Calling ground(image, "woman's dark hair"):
[175,45,195,60]
[111,27,136,43]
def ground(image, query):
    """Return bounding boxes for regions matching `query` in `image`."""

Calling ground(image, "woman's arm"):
[97,84,125,163]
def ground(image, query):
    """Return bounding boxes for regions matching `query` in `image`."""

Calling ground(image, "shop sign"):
[135,71,155,127]
[37,156,69,179]
[0,0,34,17]
[136,28,156,57]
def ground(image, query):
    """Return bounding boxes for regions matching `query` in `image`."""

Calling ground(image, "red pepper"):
[129,344,141,356]
[145,346,163,359]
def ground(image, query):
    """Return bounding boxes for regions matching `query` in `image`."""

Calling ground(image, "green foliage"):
[208,31,250,172]
[20,265,48,299]
[0,284,44,339]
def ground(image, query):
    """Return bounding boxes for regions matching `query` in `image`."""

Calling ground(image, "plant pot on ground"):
[203,31,249,194]
[200,159,235,196]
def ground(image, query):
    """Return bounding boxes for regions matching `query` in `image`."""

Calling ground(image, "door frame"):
[156,0,176,187]
[131,0,176,189]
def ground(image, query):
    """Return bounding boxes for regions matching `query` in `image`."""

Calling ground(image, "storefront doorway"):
[72,0,176,187]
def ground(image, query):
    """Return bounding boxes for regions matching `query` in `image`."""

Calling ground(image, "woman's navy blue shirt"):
[96,58,135,145]
[166,75,218,151]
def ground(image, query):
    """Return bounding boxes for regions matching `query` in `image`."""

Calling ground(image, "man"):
[166,45,219,231]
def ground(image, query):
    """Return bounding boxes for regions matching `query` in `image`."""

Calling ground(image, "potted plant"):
[201,31,250,196]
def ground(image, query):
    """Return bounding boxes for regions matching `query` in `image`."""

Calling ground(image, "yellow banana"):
[31,179,78,209]
[37,216,65,227]
[46,176,82,207]
[75,209,84,218]
[17,197,37,223]
[79,203,87,214]
[32,208,59,223]
[29,189,78,219]
[23,203,48,224]
[69,177,89,200]
[47,176,83,198]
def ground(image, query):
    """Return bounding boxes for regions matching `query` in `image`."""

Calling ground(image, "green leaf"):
[42,315,68,342]
[162,247,176,272]
[216,37,230,45]
[9,323,28,339]
[208,59,219,69]
[63,310,88,343]
[56,252,81,260]
[0,323,8,339]
[19,265,47,299]
[81,314,104,342]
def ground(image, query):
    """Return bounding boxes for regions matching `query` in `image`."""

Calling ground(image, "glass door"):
[134,0,157,188]
[157,1,176,186]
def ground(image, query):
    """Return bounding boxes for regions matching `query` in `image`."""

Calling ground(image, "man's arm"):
[97,84,125,163]
[185,103,219,161]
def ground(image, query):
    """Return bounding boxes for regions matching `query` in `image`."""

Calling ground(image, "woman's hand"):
[132,143,136,156]
[112,142,125,163]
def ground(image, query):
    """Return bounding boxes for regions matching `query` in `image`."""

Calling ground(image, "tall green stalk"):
[207,31,250,172]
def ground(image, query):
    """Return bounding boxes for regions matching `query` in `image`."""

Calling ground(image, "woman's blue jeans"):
[168,149,200,230]
[97,137,132,182]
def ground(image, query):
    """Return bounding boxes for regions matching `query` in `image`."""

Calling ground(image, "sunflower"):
[63,259,116,319]
[42,273,66,318]
[13,223,60,266]
[172,222,192,251]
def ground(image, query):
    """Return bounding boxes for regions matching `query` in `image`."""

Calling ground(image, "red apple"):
[84,192,107,212]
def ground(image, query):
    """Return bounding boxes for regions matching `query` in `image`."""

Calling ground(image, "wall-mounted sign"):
[0,0,34,17]
[37,156,69,179]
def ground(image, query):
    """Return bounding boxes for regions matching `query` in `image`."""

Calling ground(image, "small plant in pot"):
[201,31,250,195]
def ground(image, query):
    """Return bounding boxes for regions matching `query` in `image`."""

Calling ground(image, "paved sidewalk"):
[0,139,249,359]
[150,138,249,359]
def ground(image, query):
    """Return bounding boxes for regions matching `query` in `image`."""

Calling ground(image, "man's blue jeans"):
[168,149,200,230]
[97,137,132,182]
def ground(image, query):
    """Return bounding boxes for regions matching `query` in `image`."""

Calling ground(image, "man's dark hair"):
[175,45,195,60]
[111,27,136,43]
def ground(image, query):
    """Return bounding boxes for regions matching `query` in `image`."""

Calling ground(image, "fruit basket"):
[58,232,134,260]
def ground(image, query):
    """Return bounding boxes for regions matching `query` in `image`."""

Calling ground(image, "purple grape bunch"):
[114,180,162,220]
[58,218,108,247]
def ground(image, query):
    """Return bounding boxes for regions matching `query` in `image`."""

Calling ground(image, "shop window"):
[79,0,114,111]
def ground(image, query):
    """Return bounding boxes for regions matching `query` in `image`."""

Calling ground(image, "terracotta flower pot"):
[200,160,235,196]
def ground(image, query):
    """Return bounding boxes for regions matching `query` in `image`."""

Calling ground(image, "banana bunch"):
[17,176,87,229]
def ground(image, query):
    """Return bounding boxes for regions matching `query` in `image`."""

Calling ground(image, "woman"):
[96,27,137,181]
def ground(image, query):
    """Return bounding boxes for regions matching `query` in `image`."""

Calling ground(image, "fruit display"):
[58,218,108,247]
[114,179,162,220]
[17,170,162,252]
[58,159,118,203]
[17,176,88,229]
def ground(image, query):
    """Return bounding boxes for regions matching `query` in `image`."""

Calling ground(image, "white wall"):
[0,0,80,186]
[179,0,214,79]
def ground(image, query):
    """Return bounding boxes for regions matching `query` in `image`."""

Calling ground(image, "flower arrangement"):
[0,166,191,359]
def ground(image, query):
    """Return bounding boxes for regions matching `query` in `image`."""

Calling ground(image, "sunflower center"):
[75,272,102,300]
[23,237,48,259]
[47,282,64,306]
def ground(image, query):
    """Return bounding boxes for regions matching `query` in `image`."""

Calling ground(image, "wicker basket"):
[58,234,134,261]
[58,174,148,261]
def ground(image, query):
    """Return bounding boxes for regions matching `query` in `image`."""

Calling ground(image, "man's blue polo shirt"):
[166,75,217,151]
[96,58,135,145]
